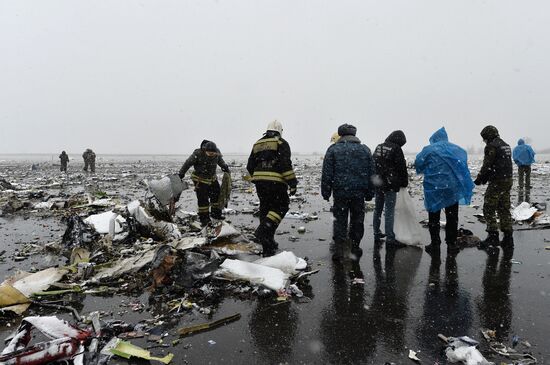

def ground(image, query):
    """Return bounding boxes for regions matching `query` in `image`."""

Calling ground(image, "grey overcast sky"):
[1,0,549,155]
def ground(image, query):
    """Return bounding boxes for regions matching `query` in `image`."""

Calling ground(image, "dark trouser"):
[83,160,88,171]
[255,181,290,247]
[428,203,458,245]
[60,163,67,172]
[195,179,222,224]
[333,196,365,245]
[517,165,531,203]
[484,178,513,233]
[373,190,397,241]
[90,161,95,173]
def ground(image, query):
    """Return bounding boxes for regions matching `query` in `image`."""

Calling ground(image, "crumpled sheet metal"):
[0,268,67,315]
[84,210,126,234]
[127,200,182,240]
[512,202,538,221]
[254,251,307,275]
[0,316,92,365]
[147,174,186,206]
[90,247,157,282]
[218,259,289,291]
[444,336,493,365]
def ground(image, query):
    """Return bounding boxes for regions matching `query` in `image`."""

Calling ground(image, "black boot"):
[386,239,407,250]
[501,231,514,248]
[478,231,499,249]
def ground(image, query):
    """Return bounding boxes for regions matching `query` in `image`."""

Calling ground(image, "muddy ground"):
[0,154,549,364]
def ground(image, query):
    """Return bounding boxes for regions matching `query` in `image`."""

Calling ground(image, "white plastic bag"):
[394,188,423,246]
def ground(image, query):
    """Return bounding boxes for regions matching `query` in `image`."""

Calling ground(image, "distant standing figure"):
[512,139,535,203]
[415,127,474,255]
[474,125,514,249]
[372,130,409,249]
[321,124,375,261]
[82,149,96,173]
[179,140,230,226]
[59,151,69,172]
[247,121,297,257]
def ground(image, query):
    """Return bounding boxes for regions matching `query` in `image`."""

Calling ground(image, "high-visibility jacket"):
[246,132,297,189]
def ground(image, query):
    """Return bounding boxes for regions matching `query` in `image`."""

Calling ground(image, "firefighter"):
[179,140,230,226]
[247,120,297,257]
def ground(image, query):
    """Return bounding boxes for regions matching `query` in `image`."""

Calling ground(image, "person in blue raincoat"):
[512,139,535,203]
[415,127,474,254]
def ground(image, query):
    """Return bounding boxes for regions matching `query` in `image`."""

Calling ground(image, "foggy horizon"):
[1,1,549,155]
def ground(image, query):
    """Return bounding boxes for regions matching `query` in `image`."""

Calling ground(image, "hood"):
[386,130,407,147]
[480,125,499,141]
[264,130,281,138]
[338,124,357,137]
[429,127,449,144]
[517,138,525,145]
[200,140,211,149]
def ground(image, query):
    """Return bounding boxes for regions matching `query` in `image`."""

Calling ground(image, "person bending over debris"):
[321,123,375,261]
[415,127,474,255]
[372,130,409,249]
[512,138,536,203]
[247,120,297,257]
[179,140,230,226]
[475,125,514,249]
[82,148,96,173]
[59,151,69,172]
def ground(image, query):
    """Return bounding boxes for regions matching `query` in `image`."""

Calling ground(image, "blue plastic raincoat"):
[512,139,535,166]
[415,127,474,213]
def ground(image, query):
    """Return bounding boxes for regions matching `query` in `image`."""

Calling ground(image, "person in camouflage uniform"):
[82,149,96,173]
[179,140,230,226]
[59,151,69,172]
[474,125,514,248]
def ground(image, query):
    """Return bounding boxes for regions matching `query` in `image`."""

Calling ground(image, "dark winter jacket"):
[321,135,375,200]
[179,147,229,184]
[373,130,408,192]
[246,131,297,189]
[59,153,69,164]
[477,126,513,184]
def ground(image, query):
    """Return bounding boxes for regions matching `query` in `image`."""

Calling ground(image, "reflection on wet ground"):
[0,156,549,364]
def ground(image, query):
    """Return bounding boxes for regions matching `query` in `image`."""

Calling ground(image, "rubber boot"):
[501,231,514,248]
[478,231,499,250]
[260,221,278,257]
[425,235,441,255]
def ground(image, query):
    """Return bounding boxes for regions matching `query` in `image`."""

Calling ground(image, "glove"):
[474,177,482,186]
[322,195,330,202]
[289,187,297,196]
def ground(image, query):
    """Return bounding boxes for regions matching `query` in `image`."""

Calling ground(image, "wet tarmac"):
[1,155,549,364]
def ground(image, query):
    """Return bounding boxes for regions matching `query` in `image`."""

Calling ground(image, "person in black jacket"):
[179,140,230,226]
[59,151,69,172]
[372,131,408,249]
[321,124,375,261]
[247,121,297,257]
[474,125,514,248]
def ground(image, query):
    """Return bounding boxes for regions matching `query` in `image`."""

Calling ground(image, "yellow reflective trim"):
[253,171,284,178]
[198,206,210,212]
[192,173,213,185]
[211,203,220,208]
[253,140,279,154]
[267,211,282,223]
[281,170,295,177]
[251,176,285,183]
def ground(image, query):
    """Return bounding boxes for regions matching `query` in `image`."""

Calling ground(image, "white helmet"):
[266,120,283,135]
